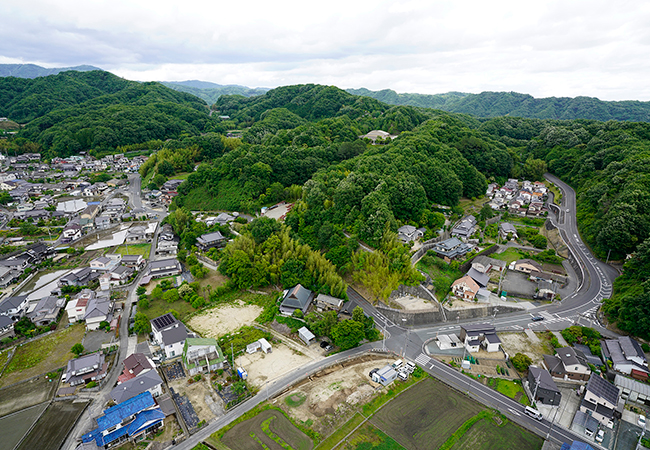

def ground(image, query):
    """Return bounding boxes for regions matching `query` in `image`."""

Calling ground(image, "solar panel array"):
[152,313,176,330]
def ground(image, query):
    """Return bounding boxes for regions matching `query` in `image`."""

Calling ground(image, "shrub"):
[71,343,84,356]
[511,353,532,372]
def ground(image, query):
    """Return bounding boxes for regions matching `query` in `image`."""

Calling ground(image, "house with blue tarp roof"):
[82,391,164,448]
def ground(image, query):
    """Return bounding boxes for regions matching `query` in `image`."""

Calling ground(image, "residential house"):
[196,231,227,252]
[431,237,473,262]
[397,225,425,243]
[59,267,99,287]
[95,216,111,230]
[499,222,518,240]
[0,295,29,321]
[528,201,545,217]
[0,315,15,339]
[579,373,619,427]
[0,254,30,271]
[543,347,591,381]
[512,259,544,274]
[62,221,82,241]
[25,242,52,264]
[156,237,179,256]
[118,353,156,384]
[90,256,117,272]
[62,353,108,386]
[151,313,190,359]
[314,293,344,312]
[125,226,147,243]
[84,293,113,330]
[161,179,183,192]
[79,204,100,231]
[451,215,477,240]
[0,266,22,288]
[602,336,649,378]
[280,284,314,315]
[111,371,163,404]
[66,289,95,323]
[528,366,562,406]
[466,267,489,288]
[27,296,64,327]
[182,338,225,376]
[81,392,164,448]
[451,276,480,301]
[471,255,506,274]
[158,224,175,241]
[536,280,557,300]
[459,323,501,353]
[121,255,145,270]
[147,258,182,279]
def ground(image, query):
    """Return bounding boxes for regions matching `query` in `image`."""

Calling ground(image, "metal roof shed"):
[298,327,315,346]
[258,338,272,353]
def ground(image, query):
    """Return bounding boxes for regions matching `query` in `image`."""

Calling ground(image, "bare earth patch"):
[392,295,438,311]
[188,300,263,338]
[499,332,550,365]
[238,343,316,387]
[168,378,218,424]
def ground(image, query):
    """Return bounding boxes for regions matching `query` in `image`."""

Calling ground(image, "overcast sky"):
[2,0,650,101]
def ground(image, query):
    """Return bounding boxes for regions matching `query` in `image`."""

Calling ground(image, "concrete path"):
[552,331,569,347]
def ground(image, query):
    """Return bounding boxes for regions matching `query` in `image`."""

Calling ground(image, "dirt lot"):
[188,301,263,338]
[438,350,513,379]
[17,400,89,450]
[392,295,438,311]
[277,356,394,436]
[169,377,221,424]
[370,378,483,450]
[499,332,551,366]
[0,402,48,450]
[0,373,60,417]
[238,343,316,387]
[222,409,313,450]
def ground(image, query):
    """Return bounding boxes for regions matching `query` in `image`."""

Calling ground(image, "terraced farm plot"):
[341,423,405,450]
[369,378,482,450]
[0,402,48,450]
[450,417,542,450]
[17,400,89,450]
[0,373,59,417]
[222,409,313,450]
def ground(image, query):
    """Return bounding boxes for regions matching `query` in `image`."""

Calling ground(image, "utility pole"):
[606,248,612,264]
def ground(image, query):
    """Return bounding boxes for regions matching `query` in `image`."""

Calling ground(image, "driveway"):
[82,330,114,353]
[501,270,537,299]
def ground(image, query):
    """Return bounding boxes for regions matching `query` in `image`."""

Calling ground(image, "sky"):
[2,0,650,101]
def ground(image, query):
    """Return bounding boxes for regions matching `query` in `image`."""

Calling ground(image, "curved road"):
[68,175,620,449]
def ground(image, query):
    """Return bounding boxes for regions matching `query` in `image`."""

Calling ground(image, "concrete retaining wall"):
[443,304,525,321]
[375,305,445,327]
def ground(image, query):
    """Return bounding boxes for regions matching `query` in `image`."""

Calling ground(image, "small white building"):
[372,364,398,386]
[298,326,315,346]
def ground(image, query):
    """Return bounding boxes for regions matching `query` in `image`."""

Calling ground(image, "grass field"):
[0,348,9,371]
[17,400,89,450]
[113,243,151,259]
[0,402,48,450]
[315,413,365,450]
[490,248,525,264]
[170,172,192,180]
[449,417,542,450]
[369,378,482,450]
[181,179,250,212]
[0,323,85,387]
[415,256,463,300]
[221,409,313,450]
[343,423,405,450]
[487,379,530,406]
[0,372,60,417]
[458,197,488,215]
[141,295,197,322]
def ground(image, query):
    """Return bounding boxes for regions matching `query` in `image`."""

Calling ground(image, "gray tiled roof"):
[585,373,619,406]
[111,371,162,403]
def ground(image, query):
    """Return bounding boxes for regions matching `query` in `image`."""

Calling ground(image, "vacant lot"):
[17,400,89,450]
[0,402,48,449]
[239,343,316,387]
[490,248,525,264]
[188,300,263,338]
[450,417,542,450]
[114,243,151,258]
[222,409,313,450]
[0,323,85,387]
[0,373,59,416]
[168,378,220,424]
[370,378,482,450]
[499,332,551,366]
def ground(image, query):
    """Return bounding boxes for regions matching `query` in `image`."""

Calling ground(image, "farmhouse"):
[196,231,227,252]
[397,225,425,243]
[63,353,108,386]
[280,284,314,315]
[451,215,477,240]
[81,392,165,448]
[431,237,472,261]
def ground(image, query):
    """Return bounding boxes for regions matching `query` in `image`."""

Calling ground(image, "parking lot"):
[501,271,538,299]
[82,330,114,353]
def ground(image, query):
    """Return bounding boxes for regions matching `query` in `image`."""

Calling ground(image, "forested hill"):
[0,63,102,78]
[161,81,269,105]
[347,88,650,122]
[0,70,218,156]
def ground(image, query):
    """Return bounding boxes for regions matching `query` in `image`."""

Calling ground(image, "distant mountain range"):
[160,81,270,105]
[346,88,650,122]
[0,63,102,78]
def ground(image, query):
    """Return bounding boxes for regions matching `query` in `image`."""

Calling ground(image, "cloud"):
[2,0,650,100]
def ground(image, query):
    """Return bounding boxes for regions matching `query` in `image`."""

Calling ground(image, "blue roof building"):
[82,392,164,448]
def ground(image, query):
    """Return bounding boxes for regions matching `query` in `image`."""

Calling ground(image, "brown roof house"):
[543,347,591,381]
[451,275,480,301]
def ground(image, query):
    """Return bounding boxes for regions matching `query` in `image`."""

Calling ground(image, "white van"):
[405,361,416,373]
[397,371,408,381]
[392,359,404,370]
[524,406,543,421]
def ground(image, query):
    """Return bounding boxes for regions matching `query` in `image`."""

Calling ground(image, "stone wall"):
[375,305,446,327]
[443,304,524,321]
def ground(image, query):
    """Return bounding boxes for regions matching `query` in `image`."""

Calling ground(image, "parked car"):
[320,341,328,349]
[595,429,604,443]
[639,415,646,428]
[405,361,416,373]
[397,371,408,381]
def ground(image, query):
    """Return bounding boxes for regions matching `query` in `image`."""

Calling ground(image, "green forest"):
[2,73,650,335]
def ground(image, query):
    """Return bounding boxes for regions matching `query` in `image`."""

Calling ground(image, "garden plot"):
[0,373,59,417]
[449,415,543,450]
[237,343,316,387]
[222,409,313,450]
[188,300,263,338]
[16,400,89,450]
[0,402,48,450]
